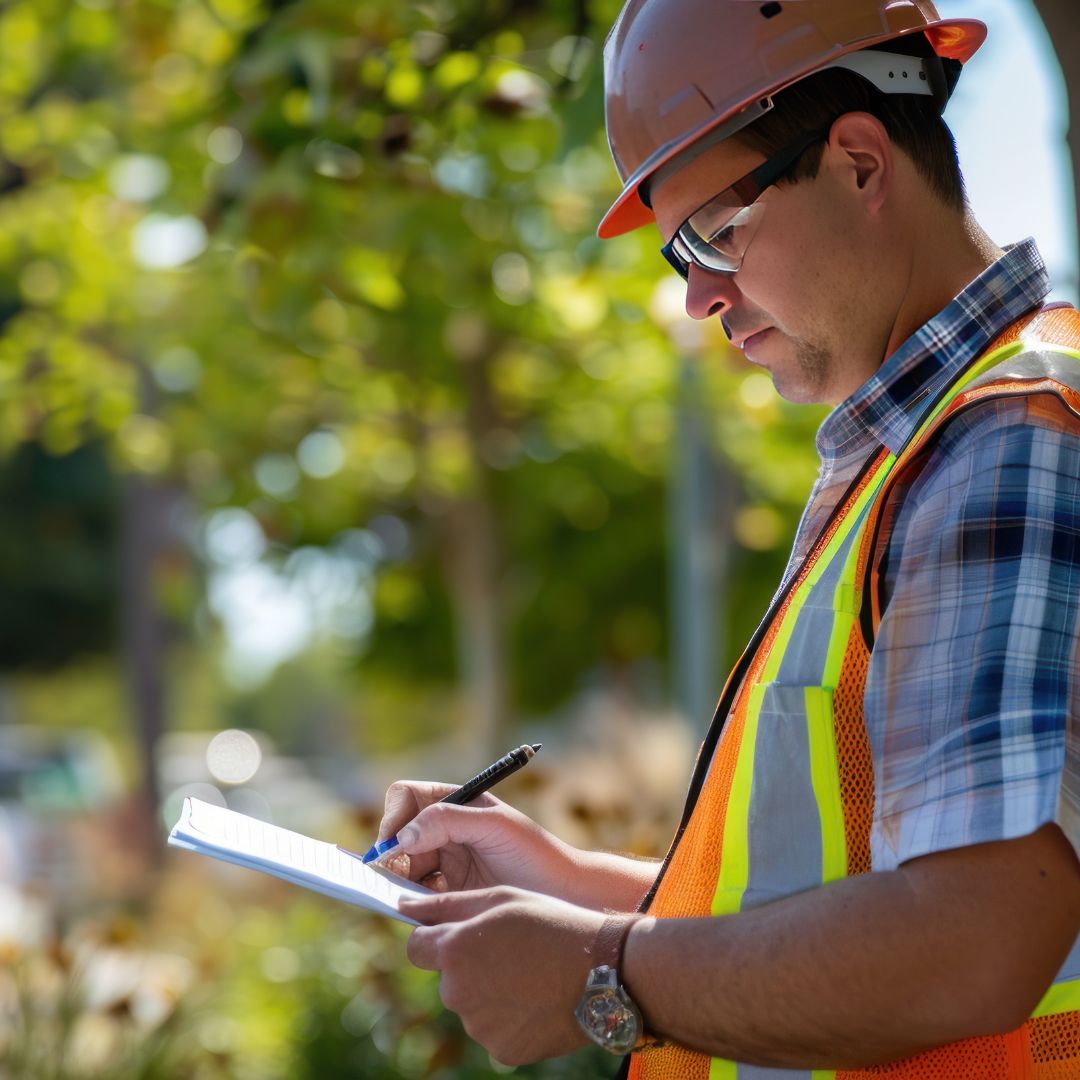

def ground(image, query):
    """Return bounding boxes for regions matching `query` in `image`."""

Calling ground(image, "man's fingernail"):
[399,825,418,848]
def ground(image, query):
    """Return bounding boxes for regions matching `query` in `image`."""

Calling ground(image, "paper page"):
[168,797,431,924]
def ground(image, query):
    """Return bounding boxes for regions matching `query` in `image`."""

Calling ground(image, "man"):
[387,2,1080,1076]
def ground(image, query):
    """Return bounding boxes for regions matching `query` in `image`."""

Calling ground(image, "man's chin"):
[744,349,830,405]
[741,332,832,405]
[769,375,825,405]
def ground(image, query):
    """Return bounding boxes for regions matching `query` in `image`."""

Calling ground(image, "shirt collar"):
[816,238,1051,463]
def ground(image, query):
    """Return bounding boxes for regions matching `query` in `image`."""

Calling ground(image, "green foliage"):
[0,5,835,1073]
[0,0,824,705]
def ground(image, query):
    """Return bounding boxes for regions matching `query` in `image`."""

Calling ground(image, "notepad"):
[168,796,431,924]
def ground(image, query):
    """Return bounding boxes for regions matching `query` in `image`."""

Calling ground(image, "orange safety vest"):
[631,307,1080,1080]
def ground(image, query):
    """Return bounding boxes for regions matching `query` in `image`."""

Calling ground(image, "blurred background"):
[0,0,1075,1077]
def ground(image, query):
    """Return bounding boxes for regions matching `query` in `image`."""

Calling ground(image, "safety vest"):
[631,307,1080,1080]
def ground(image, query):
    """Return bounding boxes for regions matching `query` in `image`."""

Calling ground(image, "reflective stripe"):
[805,688,846,884]
[710,1056,737,1080]
[1032,977,1080,1018]
[909,341,1027,434]
[822,519,875,690]
[712,461,893,997]
[712,684,763,915]
[709,1059,835,1078]
[965,346,1080,396]
[738,1066,817,1079]
[761,493,871,683]
[769,454,893,687]
[775,598,842,686]
[774,519,862,688]
[744,685,823,909]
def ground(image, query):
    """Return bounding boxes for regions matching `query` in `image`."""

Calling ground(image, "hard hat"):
[599,0,986,239]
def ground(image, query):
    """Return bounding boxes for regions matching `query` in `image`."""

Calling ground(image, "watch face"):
[575,986,642,1055]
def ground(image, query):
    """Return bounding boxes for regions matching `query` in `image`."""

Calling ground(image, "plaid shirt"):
[785,238,1080,870]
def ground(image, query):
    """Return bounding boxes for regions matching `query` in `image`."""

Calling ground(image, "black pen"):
[358,743,542,864]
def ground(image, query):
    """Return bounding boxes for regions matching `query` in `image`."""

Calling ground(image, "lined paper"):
[168,797,430,924]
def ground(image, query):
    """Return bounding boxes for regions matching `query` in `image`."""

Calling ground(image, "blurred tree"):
[0,0,823,772]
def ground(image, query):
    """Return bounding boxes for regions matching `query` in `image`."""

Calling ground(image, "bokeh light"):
[206,729,263,785]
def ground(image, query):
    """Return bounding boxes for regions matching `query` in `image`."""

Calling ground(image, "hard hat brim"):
[597,18,987,240]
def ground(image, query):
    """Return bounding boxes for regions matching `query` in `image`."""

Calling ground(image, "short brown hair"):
[735,36,966,210]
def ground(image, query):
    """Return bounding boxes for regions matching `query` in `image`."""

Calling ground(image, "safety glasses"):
[660,125,833,280]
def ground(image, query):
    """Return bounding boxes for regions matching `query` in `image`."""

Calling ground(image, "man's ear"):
[827,112,892,214]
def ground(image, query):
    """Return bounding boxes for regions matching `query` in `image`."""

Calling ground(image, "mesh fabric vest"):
[631,307,1080,1080]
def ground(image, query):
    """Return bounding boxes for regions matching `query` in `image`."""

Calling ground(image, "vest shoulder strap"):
[920,301,1080,446]
[989,302,1080,352]
[861,303,1080,642]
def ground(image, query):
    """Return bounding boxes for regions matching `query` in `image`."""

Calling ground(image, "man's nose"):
[684,264,740,322]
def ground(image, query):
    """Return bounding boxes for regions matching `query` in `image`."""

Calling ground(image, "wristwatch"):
[574,913,655,1055]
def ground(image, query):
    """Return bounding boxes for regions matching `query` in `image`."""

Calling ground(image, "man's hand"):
[401,886,604,1066]
[376,780,658,909]
[376,780,574,894]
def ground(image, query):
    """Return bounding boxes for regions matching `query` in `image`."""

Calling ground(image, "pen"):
[358,743,542,864]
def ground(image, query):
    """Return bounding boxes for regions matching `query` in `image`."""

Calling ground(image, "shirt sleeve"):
[865,394,1080,871]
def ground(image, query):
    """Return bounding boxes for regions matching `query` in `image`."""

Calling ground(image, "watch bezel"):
[574,964,644,1055]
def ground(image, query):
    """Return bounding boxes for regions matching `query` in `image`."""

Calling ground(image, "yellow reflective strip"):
[805,688,846,883]
[1016,343,1080,363]
[895,342,1080,474]
[711,684,764,916]
[833,582,857,615]
[708,1056,737,1080]
[1048,346,1080,362]
[817,340,1065,688]
[911,340,1026,437]
[822,595,854,691]
[759,452,894,686]
[1032,977,1080,1018]
[722,458,892,910]
[707,1064,835,1079]
[821,506,870,690]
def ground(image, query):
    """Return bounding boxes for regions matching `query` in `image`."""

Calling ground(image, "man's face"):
[651,130,890,406]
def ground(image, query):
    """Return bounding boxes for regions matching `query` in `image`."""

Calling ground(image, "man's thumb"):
[398,803,493,855]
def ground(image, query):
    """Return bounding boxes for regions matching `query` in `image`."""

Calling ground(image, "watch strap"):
[590,912,641,971]
[588,913,664,1051]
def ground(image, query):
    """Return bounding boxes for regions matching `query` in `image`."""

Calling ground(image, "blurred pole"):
[436,338,508,765]
[120,475,177,865]
[668,349,733,731]
[441,495,505,763]
[1031,0,1080,278]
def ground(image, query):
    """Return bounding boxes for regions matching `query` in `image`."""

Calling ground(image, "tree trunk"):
[423,333,510,763]
[439,494,506,763]
[120,475,177,865]
[1032,0,1080,274]
[669,355,735,732]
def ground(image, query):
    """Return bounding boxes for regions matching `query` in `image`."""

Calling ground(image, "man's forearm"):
[622,825,1080,1068]
[553,843,659,912]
